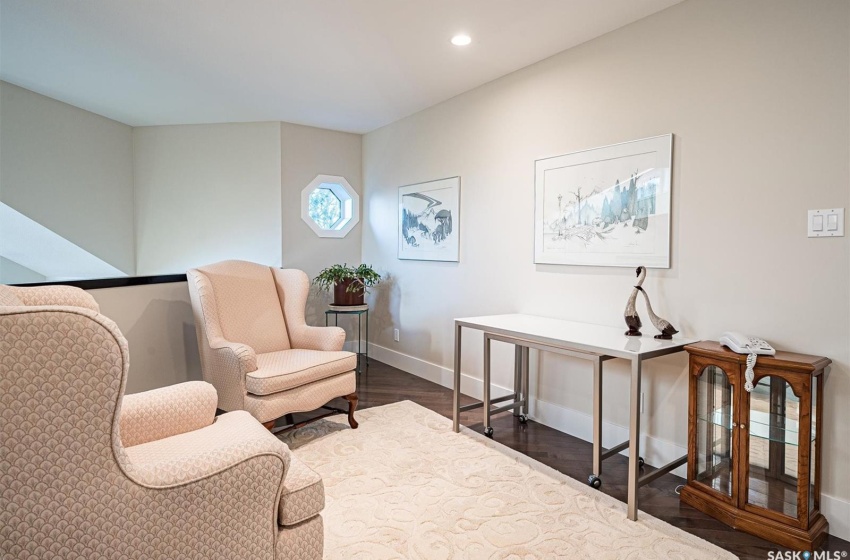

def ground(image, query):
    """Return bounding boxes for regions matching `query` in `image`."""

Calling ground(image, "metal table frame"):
[452,317,691,521]
[325,307,369,373]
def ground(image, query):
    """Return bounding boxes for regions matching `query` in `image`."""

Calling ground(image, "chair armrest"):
[120,381,218,447]
[194,337,257,412]
[7,285,99,312]
[121,410,291,488]
[290,325,346,351]
[209,337,258,372]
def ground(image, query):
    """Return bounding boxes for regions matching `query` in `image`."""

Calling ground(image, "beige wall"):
[89,282,201,395]
[133,122,283,275]
[0,81,135,276]
[362,0,850,524]
[280,122,363,276]
[280,122,363,323]
[91,122,364,391]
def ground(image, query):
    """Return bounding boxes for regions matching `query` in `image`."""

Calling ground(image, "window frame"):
[300,175,359,238]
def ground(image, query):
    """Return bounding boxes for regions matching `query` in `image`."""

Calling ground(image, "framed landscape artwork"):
[534,134,673,268]
[398,177,460,262]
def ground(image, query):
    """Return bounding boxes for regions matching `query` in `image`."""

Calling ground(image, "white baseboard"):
[367,342,683,469]
[343,340,367,353]
[367,341,850,541]
[529,397,689,478]
[822,493,850,543]
[366,341,512,400]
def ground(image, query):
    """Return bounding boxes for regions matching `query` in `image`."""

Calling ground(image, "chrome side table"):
[325,304,369,373]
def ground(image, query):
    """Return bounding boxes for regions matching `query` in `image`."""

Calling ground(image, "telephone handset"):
[719,332,775,393]
[718,332,775,356]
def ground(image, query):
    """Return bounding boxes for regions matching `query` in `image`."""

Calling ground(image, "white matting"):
[279,400,736,559]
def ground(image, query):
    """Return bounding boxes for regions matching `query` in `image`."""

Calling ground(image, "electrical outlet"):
[393,329,400,342]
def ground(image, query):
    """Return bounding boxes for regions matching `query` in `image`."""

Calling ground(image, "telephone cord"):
[744,353,757,392]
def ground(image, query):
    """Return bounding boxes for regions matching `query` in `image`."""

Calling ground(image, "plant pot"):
[333,278,365,306]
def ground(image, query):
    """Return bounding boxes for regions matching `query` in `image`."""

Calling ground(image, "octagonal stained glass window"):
[301,175,359,238]
[308,187,343,230]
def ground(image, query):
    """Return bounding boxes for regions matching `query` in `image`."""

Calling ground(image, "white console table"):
[452,313,697,521]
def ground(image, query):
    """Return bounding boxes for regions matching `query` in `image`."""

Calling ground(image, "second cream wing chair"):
[0,284,324,560]
[187,260,359,430]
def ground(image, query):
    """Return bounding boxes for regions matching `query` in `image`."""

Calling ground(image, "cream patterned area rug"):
[279,401,735,560]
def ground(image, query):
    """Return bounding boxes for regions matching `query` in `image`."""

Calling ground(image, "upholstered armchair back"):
[0,298,138,556]
[0,284,100,311]
[188,260,291,354]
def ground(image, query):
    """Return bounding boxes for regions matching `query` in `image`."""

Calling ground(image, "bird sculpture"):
[637,286,679,339]
[623,266,646,336]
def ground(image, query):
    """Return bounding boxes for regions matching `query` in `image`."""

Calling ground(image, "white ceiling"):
[0,0,681,133]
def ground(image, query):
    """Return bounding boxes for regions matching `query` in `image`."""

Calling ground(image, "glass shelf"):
[748,410,804,445]
[695,365,735,499]
[746,375,801,516]
[697,411,804,446]
[697,407,733,430]
[749,428,799,446]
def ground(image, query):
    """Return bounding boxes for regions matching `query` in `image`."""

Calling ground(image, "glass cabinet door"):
[745,375,800,519]
[809,375,818,519]
[695,365,735,497]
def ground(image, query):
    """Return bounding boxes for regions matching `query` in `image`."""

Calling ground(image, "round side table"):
[325,304,369,373]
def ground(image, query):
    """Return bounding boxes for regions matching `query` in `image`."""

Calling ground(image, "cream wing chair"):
[0,285,325,560]
[187,260,359,430]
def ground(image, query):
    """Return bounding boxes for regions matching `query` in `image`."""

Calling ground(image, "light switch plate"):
[808,208,844,237]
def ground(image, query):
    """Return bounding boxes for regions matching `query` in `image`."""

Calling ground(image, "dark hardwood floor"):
[312,359,850,560]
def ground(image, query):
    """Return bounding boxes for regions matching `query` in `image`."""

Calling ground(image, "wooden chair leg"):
[262,420,275,431]
[343,393,359,429]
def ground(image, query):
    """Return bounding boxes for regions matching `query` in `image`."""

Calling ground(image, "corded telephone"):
[719,332,775,393]
[718,332,775,356]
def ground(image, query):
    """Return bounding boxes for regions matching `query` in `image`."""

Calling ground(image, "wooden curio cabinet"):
[681,341,830,550]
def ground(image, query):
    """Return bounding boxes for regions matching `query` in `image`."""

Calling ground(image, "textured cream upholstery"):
[193,260,290,354]
[249,350,357,395]
[120,381,218,447]
[0,285,325,559]
[188,260,357,424]
[0,283,99,311]
[245,371,357,421]
[0,285,23,306]
[278,454,325,526]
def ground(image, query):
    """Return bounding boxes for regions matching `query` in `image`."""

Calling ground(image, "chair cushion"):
[244,371,357,424]
[246,349,356,396]
[279,453,324,526]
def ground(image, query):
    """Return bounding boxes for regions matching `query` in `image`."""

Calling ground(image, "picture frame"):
[534,134,673,268]
[398,176,460,262]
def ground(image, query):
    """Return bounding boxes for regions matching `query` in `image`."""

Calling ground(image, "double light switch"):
[808,208,844,237]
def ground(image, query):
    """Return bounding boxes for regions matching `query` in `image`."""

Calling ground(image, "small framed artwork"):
[534,134,673,268]
[398,176,460,262]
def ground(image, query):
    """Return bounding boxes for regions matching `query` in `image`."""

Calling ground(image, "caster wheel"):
[638,457,645,468]
[484,426,494,438]
[518,414,528,424]
[588,475,602,489]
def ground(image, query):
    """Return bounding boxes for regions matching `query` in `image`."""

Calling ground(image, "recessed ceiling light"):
[451,34,472,46]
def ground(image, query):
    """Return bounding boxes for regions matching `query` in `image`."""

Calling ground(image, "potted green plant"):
[313,263,382,306]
